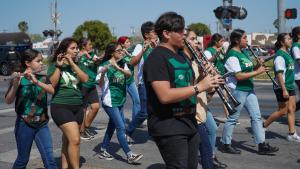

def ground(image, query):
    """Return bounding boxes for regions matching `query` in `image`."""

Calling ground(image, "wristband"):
[55,64,62,70]
[193,85,200,95]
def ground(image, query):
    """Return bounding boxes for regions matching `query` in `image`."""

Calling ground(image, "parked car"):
[250,45,269,56]
[0,46,22,75]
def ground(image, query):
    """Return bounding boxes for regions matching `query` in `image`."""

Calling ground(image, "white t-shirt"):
[132,44,144,84]
[292,46,300,80]
[204,50,213,60]
[96,63,129,107]
[224,56,242,89]
[273,56,286,89]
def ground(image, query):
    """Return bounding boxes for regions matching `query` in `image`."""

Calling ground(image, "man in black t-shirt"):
[143,12,220,169]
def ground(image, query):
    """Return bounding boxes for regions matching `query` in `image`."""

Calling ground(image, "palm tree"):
[18,21,28,32]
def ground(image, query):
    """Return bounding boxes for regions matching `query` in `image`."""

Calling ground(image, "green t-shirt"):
[225,49,254,91]
[15,75,48,117]
[206,47,225,75]
[274,49,295,90]
[123,54,135,85]
[47,63,83,105]
[99,61,128,107]
[78,52,98,88]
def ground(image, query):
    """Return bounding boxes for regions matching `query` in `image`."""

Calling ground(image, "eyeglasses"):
[114,49,123,54]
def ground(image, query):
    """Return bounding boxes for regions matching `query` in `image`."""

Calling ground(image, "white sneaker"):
[287,133,300,142]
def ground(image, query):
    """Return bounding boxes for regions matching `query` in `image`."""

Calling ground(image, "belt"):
[172,107,196,117]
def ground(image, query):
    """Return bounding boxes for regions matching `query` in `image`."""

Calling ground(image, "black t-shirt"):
[143,46,198,137]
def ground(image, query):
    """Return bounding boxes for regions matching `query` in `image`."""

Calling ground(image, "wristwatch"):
[193,85,200,95]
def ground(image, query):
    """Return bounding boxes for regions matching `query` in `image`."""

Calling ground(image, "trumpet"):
[184,39,238,115]
[247,45,279,88]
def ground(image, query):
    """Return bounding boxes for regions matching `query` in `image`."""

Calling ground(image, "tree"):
[30,34,45,43]
[73,20,113,52]
[18,21,29,32]
[187,23,211,36]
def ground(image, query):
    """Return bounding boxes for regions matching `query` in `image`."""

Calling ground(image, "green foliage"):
[73,20,113,52]
[187,23,211,36]
[254,59,275,80]
[30,34,45,43]
[18,21,29,32]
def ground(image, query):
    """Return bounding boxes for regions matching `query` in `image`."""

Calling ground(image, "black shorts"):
[81,86,99,107]
[50,103,84,126]
[273,89,296,102]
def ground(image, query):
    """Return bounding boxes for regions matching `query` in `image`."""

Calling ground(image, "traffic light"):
[285,8,297,19]
[213,6,247,20]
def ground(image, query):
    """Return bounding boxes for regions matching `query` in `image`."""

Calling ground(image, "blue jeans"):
[13,118,57,169]
[221,90,265,144]
[101,105,131,155]
[126,82,141,121]
[127,83,148,136]
[198,123,213,169]
[205,110,218,154]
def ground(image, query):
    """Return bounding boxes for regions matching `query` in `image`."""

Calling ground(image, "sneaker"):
[87,127,98,135]
[85,128,95,138]
[80,131,91,141]
[287,133,300,142]
[213,156,227,169]
[258,142,279,155]
[219,144,241,154]
[98,150,114,161]
[236,120,240,125]
[127,153,143,164]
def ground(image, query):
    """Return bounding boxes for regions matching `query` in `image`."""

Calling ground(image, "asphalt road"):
[0,81,300,169]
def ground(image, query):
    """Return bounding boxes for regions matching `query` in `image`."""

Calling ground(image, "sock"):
[289,132,295,135]
[127,151,133,157]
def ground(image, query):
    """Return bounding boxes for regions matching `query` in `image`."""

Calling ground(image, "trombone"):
[184,39,239,115]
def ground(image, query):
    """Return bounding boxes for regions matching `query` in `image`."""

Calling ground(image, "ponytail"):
[274,33,288,52]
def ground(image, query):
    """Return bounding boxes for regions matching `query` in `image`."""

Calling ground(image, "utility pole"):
[278,0,286,33]
[111,27,116,37]
[52,0,59,41]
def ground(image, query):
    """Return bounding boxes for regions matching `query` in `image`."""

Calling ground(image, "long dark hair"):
[274,33,289,52]
[51,37,77,63]
[101,42,125,68]
[227,29,245,54]
[291,26,300,43]
[21,49,41,71]
[207,33,223,48]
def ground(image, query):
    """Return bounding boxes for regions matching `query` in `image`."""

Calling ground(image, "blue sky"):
[0,0,299,38]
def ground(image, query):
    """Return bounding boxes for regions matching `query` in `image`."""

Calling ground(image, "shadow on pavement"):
[54,156,86,168]
[92,142,128,164]
[146,163,165,169]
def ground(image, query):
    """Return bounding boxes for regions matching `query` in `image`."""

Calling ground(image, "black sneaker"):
[85,128,95,138]
[80,131,91,141]
[213,156,227,169]
[219,144,241,154]
[87,127,98,135]
[258,142,279,155]
[127,153,143,164]
[98,150,114,161]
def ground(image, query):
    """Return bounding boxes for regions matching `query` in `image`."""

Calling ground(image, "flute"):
[0,66,47,82]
